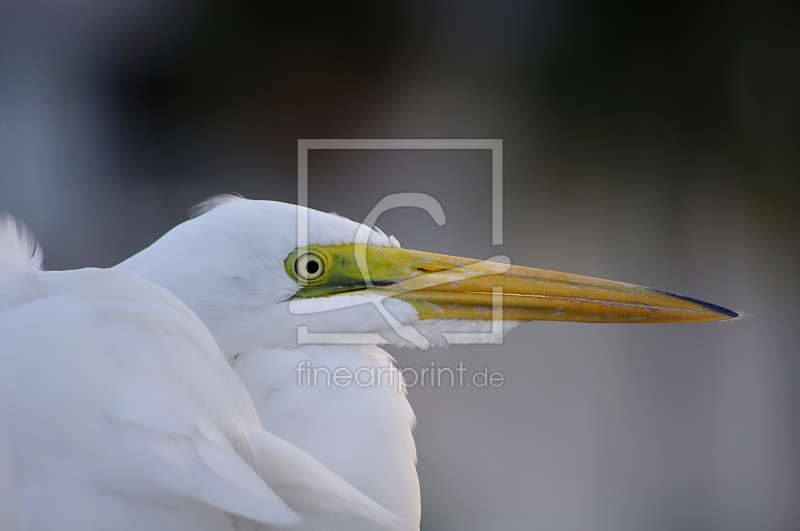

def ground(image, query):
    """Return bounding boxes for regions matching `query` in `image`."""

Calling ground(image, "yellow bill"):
[286,244,738,323]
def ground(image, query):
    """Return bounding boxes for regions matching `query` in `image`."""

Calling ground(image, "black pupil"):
[305,260,320,275]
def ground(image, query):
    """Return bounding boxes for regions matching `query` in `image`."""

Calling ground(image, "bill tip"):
[650,288,739,319]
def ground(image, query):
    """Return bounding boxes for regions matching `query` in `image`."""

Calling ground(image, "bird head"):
[118,196,737,358]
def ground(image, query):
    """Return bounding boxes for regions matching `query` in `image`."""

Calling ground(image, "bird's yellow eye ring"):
[285,246,333,285]
[295,252,325,281]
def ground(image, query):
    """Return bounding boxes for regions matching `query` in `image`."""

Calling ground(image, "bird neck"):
[232,344,421,530]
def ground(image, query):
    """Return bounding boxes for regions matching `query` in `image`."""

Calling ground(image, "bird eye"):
[295,253,325,281]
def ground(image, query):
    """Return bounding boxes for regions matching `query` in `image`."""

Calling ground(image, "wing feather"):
[0,288,301,530]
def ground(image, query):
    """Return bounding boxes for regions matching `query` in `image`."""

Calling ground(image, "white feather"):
[233,345,420,531]
[119,199,428,531]
[0,214,403,531]
[0,214,42,281]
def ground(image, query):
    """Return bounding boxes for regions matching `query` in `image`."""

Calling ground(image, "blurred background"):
[1,0,798,529]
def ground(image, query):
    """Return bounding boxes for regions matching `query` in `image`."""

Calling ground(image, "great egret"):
[0,215,403,530]
[117,196,737,531]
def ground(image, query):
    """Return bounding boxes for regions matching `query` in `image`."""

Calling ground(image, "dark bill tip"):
[649,288,740,319]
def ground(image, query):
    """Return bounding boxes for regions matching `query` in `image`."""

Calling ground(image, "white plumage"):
[119,197,424,531]
[0,214,403,531]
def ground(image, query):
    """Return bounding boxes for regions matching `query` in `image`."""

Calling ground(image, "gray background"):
[1,1,797,530]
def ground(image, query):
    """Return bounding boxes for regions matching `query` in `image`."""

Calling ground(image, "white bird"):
[117,196,738,531]
[0,214,404,530]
